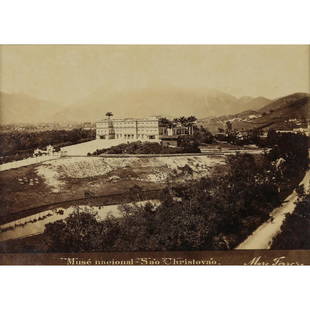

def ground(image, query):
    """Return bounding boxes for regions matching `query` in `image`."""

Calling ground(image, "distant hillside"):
[210,110,260,122]
[199,92,309,133]
[258,92,309,115]
[245,97,271,111]
[246,93,309,131]
[0,92,63,124]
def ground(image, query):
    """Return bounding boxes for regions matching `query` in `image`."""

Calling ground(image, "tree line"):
[159,116,197,129]
[0,129,96,164]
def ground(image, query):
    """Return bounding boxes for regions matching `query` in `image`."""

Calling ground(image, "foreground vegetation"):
[44,154,279,251]
[271,191,310,249]
[43,132,308,252]
[0,129,96,164]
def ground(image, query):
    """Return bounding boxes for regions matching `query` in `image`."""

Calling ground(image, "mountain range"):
[0,88,272,124]
[1,88,309,128]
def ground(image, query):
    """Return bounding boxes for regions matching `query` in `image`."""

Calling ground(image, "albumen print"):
[0,45,309,265]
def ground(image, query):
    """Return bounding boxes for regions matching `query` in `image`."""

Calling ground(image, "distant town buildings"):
[197,115,310,137]
[82,122,95,130]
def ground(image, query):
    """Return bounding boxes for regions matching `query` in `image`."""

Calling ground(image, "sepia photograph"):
[0,45,309,265]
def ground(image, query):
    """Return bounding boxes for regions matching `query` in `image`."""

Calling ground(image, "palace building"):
[96,115,195,146]
[96,116,162,141]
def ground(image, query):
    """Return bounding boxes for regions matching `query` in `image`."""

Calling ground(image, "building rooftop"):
[97,116,160,122]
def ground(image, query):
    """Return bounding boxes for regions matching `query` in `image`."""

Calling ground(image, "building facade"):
[96,116,195,144]
[96,117,161,141]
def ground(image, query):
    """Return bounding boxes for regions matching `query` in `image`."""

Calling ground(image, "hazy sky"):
[0,45,309,104]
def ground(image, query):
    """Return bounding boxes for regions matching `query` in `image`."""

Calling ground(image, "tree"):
[177,135,201,153]
[193,126,214,144]
[188,116,197,122]
[172,116,197,135]
[44,210,103,252]
[159,117,174,128]
[226,121,232,132]
[105,112,113,119]
[187,116,197,125]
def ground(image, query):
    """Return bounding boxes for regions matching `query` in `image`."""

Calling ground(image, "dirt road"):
[236,169,310,250]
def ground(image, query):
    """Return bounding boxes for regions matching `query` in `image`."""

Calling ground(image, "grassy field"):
[0,164,53,216]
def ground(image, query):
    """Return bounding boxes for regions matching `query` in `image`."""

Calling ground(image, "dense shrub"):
[193,126,215,144]
[266,131,308,177]
[90,141,201,155]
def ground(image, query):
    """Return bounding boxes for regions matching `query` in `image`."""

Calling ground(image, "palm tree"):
[179,116,187,127]
[159,117,174,128]
[187,116,197,124]
[105,112,113,119]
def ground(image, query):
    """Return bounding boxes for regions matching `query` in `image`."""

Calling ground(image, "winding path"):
[236,169,310,250]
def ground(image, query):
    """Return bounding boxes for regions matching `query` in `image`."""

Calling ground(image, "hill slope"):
[258,92,309,115]
[240,93,309,130]
[199,92,309,133]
